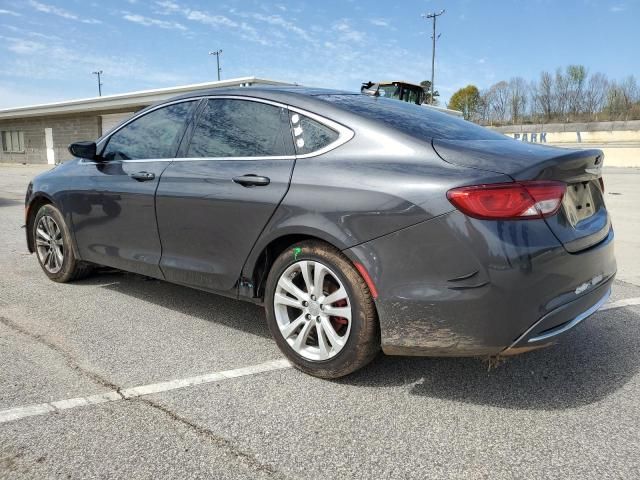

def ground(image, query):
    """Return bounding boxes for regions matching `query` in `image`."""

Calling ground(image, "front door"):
[69,100,197,277]
[155,98,295,293]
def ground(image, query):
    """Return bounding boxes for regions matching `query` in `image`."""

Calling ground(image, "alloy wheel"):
[274,260,352,361]
[35,215,64,274]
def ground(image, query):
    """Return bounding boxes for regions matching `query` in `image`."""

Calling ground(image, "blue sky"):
[0,0,638,108]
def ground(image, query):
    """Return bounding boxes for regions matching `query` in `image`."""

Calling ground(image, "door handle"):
[130,171,156,182]
[232,175,271,187]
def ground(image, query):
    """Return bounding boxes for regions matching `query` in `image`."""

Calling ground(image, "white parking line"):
[0,358,291,425]
[600,297,640,311]
[1,297,638,426]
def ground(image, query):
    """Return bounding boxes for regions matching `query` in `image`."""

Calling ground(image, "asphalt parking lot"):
[1,164,639,479]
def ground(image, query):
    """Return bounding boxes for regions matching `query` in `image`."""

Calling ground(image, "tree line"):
[446,66,640,125]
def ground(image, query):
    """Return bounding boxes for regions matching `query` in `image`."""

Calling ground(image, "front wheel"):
[265,241,380,378]
[33,204,92,283]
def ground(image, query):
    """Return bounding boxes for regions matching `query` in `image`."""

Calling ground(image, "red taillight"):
[447,181,566,220]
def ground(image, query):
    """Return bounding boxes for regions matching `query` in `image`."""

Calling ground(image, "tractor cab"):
[361,81,425,105]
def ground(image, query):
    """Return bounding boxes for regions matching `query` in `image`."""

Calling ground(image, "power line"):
[208,50,223,81]
[92,70,103,97]
[421,9,445,105]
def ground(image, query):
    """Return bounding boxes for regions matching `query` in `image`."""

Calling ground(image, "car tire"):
[265,240,380,378]
[33,204,92,283]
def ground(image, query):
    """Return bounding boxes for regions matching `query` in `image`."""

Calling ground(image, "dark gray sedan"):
[25,87,616,378]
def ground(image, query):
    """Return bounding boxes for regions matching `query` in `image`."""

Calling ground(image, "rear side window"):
[102,101,195,160]
[187,99,290,158]
[290,112,339,155]
[319,94,507,141]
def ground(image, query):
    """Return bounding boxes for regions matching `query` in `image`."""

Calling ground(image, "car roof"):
[160,85,365,122]
[169,85,358,102]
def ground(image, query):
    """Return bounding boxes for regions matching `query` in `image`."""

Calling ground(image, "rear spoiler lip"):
[432,138,604,183]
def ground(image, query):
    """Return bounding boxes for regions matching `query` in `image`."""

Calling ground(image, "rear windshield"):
[318,94,507,141]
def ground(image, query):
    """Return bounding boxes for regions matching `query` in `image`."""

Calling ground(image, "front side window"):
[289,112,339,155]
[102,101,195,161]
[187,99,289,158]
[2,130,25,153]
[378,84,401,99]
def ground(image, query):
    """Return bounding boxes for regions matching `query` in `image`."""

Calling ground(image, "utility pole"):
[421,10,444,105]
[208,50,223,81]
[92,70,103,96]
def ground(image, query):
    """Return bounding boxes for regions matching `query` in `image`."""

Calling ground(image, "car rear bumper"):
[346,210,616,357]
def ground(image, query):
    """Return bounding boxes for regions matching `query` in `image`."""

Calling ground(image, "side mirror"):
[68,141,97,160]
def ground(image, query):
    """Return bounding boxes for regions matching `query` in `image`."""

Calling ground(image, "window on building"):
[101,101,196,161]
[187,99,290,158]
[289,112,339,155]
[1,130,25,153]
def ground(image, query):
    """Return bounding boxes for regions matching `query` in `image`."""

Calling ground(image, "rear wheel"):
[265,241,380,378]
[33,204,92,282]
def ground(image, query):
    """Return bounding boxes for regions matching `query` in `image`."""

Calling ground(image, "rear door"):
[70,100,197,277]
[155,97,295,293]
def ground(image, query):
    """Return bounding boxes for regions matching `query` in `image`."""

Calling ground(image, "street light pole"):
[421,10,445,105]
[92,70,103,96]
[208,50,223,81]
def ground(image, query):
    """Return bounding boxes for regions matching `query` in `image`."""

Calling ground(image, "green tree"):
[448,85,480,120]
[420,80,440,105]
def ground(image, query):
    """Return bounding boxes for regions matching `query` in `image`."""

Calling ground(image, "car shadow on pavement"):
[338,308,639,410]
[0,197,23,208]
[77,269,272,339]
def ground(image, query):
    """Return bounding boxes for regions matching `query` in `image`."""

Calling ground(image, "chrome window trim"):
[80,95,354,165]
[287,105,354,159]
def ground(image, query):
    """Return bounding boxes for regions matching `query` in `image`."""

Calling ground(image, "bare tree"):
[566,65,588,119]
[531,71,554,122]
[488,81,510,124]
[476,88,494,125]
[584,72,609,121]
[620,75,639,120]
[471,67,639,125]
[508,77,528,124]
[554,68,570,121]
[606,80,624,120]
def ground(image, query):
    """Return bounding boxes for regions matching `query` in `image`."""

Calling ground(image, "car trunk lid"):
[433,138,610,253]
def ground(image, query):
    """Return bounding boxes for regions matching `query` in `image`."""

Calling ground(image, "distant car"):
[25,87,616,378]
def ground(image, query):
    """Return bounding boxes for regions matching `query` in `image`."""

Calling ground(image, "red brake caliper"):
[330,298,349,332]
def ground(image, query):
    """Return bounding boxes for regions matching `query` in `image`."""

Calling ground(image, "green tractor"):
[360,80,463,117]
[360,81,426,105]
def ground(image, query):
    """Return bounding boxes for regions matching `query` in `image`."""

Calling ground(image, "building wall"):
[0,107,143,164]
[0,113,101,164]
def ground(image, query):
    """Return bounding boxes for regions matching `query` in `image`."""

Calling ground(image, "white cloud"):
[0,9,21,16]
[152,2,273,45]
[332,19,366,43]
[0,36,45,55]
[122,13,187,30]
[28,0,101,24]
[0,33,192,89]
[185,10,238,28]
[154,0,181,13]
[610,4,626,12]
[250,13,311,41]
[369,18,389,27]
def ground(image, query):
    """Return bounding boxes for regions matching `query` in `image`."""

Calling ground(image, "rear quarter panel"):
[242,122,510,280]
